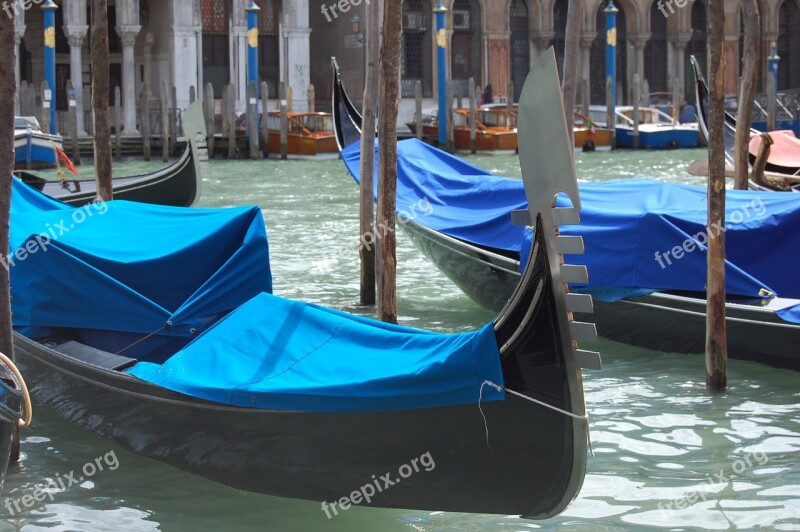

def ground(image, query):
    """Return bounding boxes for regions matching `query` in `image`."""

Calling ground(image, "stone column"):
[670,33,692,100]
[117,25,141,135]
[580,34,595,107]
[229,26,247,112]
[65,27,88,134]
[630,34,650,105]
[142,32,154,99]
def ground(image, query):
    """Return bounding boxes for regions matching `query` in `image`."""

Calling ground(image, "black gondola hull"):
[12,244,577,517]
[402,219,800,370]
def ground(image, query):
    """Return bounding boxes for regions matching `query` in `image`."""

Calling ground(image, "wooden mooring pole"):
[414,81,422,140]
[469,77,476,154]
[139,83,151,161]
[204,83,215,158]
[67,80,80,165]
[376,0,402,323]
[735,0,760,190]
[279,82,288,160]
[247,82,260,160]
[114,86,122,160]
[562,0,581,142]
[261,81,269,158]
[632,74,640,149]
[160,81,169,162]
[705,0,727,392]
[358,0,382,307]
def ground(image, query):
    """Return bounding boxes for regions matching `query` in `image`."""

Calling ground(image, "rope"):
[114,325,167,356]
[479,379,593,456]
[0,352,33,428]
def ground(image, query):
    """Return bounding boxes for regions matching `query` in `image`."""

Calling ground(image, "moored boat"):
[14,117,62,171]
[590,105,700,149]
[693,58,800,192]
[11,51,595,517]
[266,112,338,158]
[407,107,518,153]
[334,52,800,371]
[12,102,207,207]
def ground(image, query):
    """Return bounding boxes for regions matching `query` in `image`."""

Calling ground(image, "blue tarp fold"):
[129,292,504,412]
[10,178,273,338]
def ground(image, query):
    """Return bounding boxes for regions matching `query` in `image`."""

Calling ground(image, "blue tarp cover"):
[12,179,504,412]
[342,139,800,322]
[129,292,504,411]
[10,178,272,338]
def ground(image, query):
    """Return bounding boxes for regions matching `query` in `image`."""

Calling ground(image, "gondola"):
[12,102,207,207]
[334,54,800,371]
[0,353,29,494]
[11,51,595,518]
[693,57,800,193]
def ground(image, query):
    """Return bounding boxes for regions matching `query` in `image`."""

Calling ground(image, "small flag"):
[587,117,596,137]
[55,145,79,176]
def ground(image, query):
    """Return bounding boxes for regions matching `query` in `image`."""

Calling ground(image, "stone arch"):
[450,0,484,96]
[645,0,669,94]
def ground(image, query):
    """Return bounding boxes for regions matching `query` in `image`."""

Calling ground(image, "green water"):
[2,150,798,531]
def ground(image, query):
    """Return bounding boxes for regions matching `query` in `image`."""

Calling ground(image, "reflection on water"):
[4,150,798,531]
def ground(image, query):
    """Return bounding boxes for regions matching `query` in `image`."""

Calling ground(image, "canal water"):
[2,149,798,531]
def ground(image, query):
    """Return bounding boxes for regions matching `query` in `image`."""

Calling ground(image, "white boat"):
[14,116,62,170]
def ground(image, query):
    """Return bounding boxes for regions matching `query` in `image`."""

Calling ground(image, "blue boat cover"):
[11,179,504,412]
[342,139,800,323]
[129,292,504,411]
[9,178,272,339]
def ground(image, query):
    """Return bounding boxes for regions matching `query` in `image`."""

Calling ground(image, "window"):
[402,0,432,98]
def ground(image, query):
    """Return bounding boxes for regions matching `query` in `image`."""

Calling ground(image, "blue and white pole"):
[605,0,618,112]
[246,2,260,149]
[435,1,448,148]
[43,0,58,134]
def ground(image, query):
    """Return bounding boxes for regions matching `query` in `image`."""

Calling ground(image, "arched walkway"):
[778,0,800,90]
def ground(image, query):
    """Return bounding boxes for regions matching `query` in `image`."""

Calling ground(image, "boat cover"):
[128,292,504,411]
[342,139,800,323]
[748,130,800,170]
[10,178,272,338]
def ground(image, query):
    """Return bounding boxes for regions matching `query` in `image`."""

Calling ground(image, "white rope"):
[478,380,593,456]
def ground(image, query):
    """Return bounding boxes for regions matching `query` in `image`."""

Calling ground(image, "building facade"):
[12,0,800,134]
